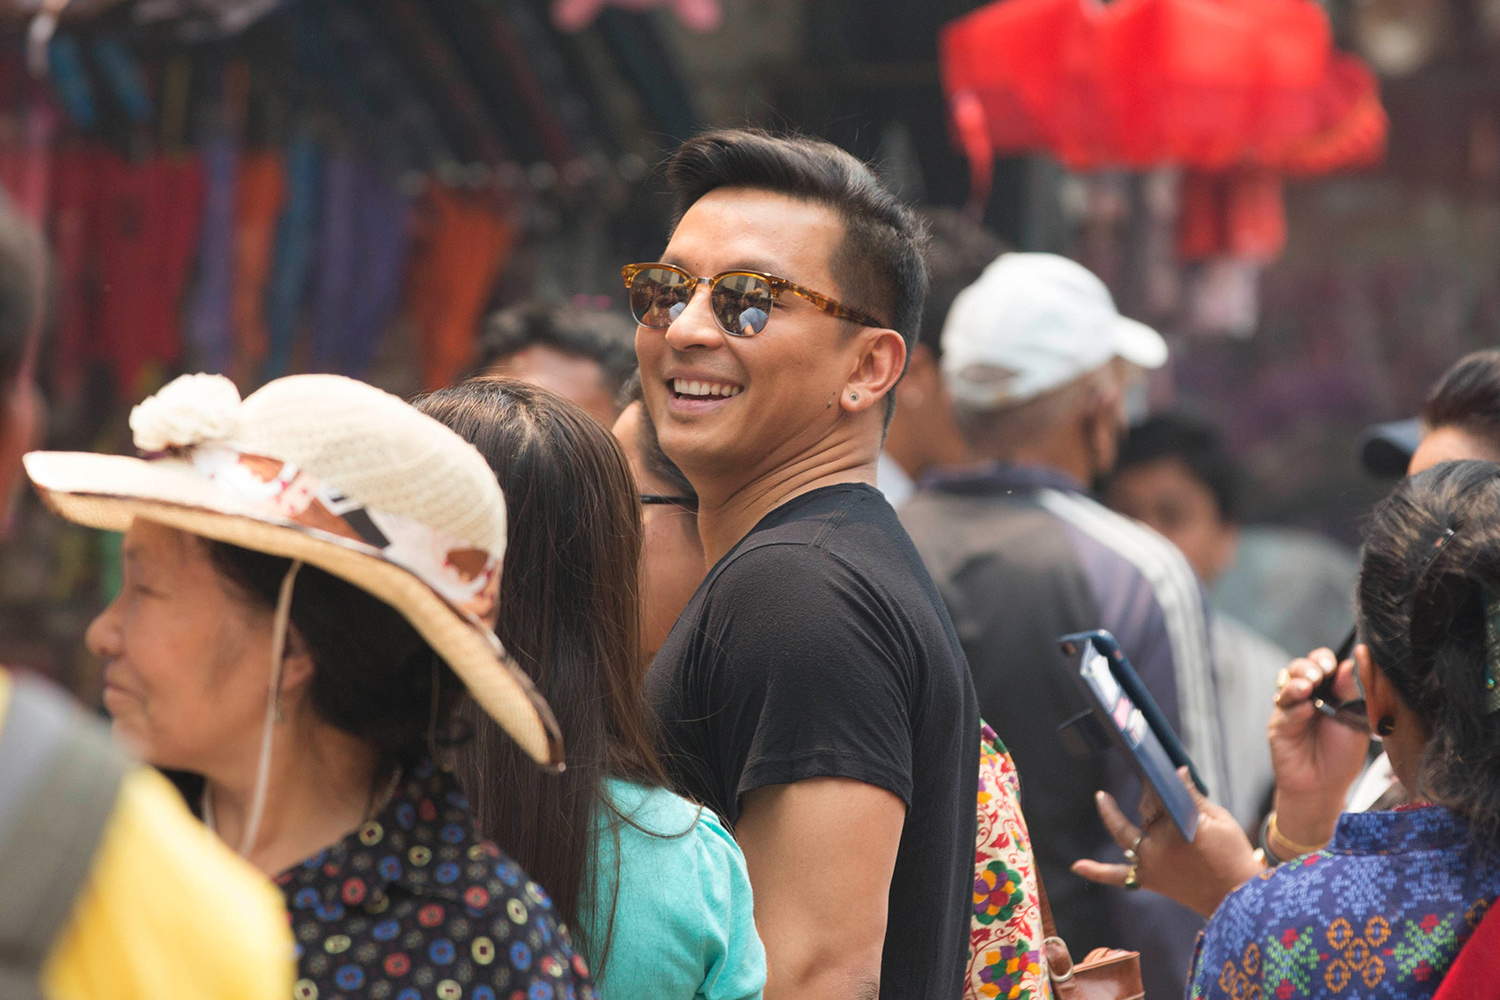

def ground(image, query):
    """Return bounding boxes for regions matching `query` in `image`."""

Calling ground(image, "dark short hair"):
[1422,350,1500,451]
[916,208,1006,358]
[1358,459,1500,846]
[478,300,638,399]
[1112,412,1241,523]
[664,128,929,414]
[0,191,44,387]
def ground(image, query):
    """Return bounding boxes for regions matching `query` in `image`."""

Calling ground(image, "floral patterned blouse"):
[275,758,597,1000]
[1189,806,1500,1000]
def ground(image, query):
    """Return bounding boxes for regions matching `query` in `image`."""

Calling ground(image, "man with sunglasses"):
[630,129,980,1000]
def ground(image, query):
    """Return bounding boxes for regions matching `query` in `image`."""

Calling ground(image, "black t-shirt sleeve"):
[697,542,916,820]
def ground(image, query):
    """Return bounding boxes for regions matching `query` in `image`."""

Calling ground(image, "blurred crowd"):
[3,125,1500,1000]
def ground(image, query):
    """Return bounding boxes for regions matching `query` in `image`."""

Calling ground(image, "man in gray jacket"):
[901,252,1226,999]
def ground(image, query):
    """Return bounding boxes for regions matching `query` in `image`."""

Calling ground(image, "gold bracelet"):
[1267,811,1329,858]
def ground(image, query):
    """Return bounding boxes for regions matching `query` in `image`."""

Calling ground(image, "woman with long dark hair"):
[1176,459,1500,998]
[415,377,764,1000]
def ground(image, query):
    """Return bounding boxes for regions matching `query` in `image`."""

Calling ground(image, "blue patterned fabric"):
[1189,807,1500,999]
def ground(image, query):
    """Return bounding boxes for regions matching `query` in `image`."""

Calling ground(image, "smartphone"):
[1058,629,1202,841]
[1309,628,1370,734]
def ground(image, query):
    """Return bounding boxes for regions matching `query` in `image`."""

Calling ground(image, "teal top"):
[578,778,766,1000]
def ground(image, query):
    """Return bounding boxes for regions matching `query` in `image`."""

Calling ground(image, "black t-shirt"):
[647,483,979,999]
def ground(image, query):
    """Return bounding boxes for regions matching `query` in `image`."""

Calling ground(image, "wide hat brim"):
[24,451,564,770]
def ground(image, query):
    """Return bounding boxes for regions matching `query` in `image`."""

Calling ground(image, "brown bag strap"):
[1035,866,1059,941]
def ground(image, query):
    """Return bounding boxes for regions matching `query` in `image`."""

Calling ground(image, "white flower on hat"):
[130,373,243,453]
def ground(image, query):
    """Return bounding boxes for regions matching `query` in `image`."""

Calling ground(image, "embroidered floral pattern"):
[967,723,1046,1000]
[1188,807,1500,999]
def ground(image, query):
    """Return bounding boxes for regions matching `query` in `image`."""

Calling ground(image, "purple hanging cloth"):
[185,133,239,376]
[311,152,357,374]
[339,162,411,378]
[311,157,411,378]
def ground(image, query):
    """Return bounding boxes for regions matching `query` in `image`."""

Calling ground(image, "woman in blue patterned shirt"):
[1188,459,1500,999]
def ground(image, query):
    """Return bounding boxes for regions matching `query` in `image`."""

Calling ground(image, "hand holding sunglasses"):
[623,262,884,337]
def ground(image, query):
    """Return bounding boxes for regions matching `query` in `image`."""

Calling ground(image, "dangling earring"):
[1376,716,1396,737]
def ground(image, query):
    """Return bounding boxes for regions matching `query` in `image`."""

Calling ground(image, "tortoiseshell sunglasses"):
[622,262,884,338]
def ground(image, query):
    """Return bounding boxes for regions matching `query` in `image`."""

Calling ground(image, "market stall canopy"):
[940,0,1387,173]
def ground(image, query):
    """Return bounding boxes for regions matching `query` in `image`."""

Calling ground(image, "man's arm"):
[735,777,906,1000]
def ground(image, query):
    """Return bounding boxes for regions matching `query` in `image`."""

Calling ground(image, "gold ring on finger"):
[1124,864,1141,891]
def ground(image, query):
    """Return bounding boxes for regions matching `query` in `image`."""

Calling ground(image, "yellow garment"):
[0,675,295,1000]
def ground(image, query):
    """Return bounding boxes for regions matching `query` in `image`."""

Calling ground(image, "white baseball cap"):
[940,252,1168,410]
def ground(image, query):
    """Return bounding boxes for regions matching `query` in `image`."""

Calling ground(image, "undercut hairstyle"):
[0,191,45,388]
[664,128,929,418]
[916,208,1006,358]
[1112,412,1242,524]
[478,300,638,400]
[1359,460,1500,847]
[415,377,671,979]
[1422,350,1500,452]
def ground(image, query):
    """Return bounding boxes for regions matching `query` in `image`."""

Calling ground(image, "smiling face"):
[85,520,277,772]
[635,187,894,489]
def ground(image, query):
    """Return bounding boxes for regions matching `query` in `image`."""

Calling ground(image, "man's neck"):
[695,438,877,564]
[976,439,1091,488]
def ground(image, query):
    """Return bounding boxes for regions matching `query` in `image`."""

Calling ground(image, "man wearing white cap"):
[901,252,1225,999]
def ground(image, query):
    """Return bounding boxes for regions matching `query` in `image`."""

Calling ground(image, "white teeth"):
[672,379,742,398]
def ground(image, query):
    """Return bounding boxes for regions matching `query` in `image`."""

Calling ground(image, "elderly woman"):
[25,373,595,1000]
[415,378,764,1000]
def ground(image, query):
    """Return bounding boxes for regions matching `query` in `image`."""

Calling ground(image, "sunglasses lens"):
[712,274,774,336]
[628,267,693,329]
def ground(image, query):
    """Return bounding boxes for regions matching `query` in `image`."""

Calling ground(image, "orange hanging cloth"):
[405,183,514,391]
[232,150,287,389]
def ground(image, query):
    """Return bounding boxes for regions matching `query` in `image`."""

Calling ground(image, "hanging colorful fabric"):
[406,182,512,391]
[186,132,239,377]
[231,149,287,388]
[262,133,322,381]
[940,0,1383,173]
[95,153,205,399]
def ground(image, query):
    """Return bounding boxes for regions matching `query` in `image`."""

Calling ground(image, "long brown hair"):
[413,377,666,976]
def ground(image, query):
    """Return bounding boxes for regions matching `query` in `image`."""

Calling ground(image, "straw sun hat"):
[24,372,563,769]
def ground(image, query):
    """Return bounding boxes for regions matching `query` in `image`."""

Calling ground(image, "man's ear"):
[839,327,907,416]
